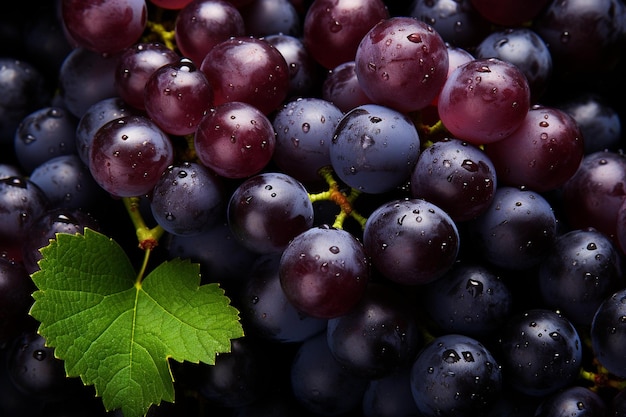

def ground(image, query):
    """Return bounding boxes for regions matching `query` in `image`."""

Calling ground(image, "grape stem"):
[308,166,367,230]
[580,359,626,391]
[122,197,165,252]
[144,20,176,51]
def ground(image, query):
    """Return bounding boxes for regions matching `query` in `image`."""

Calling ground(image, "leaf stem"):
[122,197,165,251]
[136,248,152,284]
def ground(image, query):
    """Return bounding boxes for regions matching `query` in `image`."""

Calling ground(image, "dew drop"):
[442,349,461,363]
[560,31,570,43]
[461,159,478,172]
[407,33,422,43]
[33,350,46,361]
[330,20,342,33]
[329,246,340,254]
[251,296,259,304]
[302,122,310,133]
[539,121,549,127]
[587,242,597,250]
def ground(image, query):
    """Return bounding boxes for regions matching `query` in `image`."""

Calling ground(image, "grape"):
[58,47,120,118]
[303,0,389,70]
[89,115,174,197]
[469,0,552,27]
[239,0,301,37]
[149,0,193,9]
[21,208,100,274]
[534,386,606,417]
[363,198,460,285]
[561,150,626,240]
[326,283,422,378]
[75,97,137,166]
[0,256,35,343]
[410,333,502,417]
[60,0,147,54]
[330,104,421,194]
[497,309,582,397]
[264,34,318,99]
[290,333,369,416]
[422,262,513,338]
[474,28,552,100]
[362,369,421,417]
[322,61,372,113]
[114,42,180,110]
[467,186,557,270]
[437,58,530,145]
[239,254,327,343]
[227,172,314,254]
[0,176,49,244]
[194,101,276,179]
[558,93,623,154]
[538,228,623,326]
[271,97,343,184]
[144,58,214,136]
[591,288,626,379]
[354,16,449,113]
[0,58,51,144]
[150,162,222,236]
[483,105,584,193]
[533,0,625,74]
[408,0,490,49]
[13,106,77,173]
[279,225,370,319]
[199,36,290,115]
[410,137,497,222]
[174,0,245,66]
[28,154,102,210]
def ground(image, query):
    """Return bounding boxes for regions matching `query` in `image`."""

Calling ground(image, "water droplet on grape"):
[330,20,342,33]
[165,212,175,221]
[381,72,389,81]
[251,296,259,304]
[302,123,310,133]
[442,349,461,363]
[407,33,422,43]
[361,134,375,149]
[587,242,597,250]
[33,350,46,361]
[560,31,570,43]
[329,246,340,254]
[477,65,491,73]
[367,62,376,72]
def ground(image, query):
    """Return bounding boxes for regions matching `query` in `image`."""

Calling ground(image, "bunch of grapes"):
[1,0,626,416]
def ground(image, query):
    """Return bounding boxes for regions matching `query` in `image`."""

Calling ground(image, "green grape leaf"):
[29,228,244,417]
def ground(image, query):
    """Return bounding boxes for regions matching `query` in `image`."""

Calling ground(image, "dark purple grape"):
[497,309,582,397]
[264,34,318,99]
[437,58,531,145]
[239,254,327,343]
[194,101,276,179]
[355,16,449,113]
[362,369,421,417]
[290,333,368,416]
[562,151,626,240]
[89,115,174,197]
[150,162,222,236]
[195,337,271,408]
[200,36,290,115]
[144,58,214,136]
[610,387,626,416]
[174,0,245,66]
[0,58,51,144]
[75,97,137,166]
[330,104,421,194]
[0,256,35,343]
[363,199,460,285]
[21,208,100,274]
[410,333,502,417]
[0,176,49,245]
[484,105,584,193]
[61,0,147,54]
[534,386,606,417]
[533,0,625,74]
[303,0,389,70]
[559,93,623,154]
[322,61,372,113]
[279,225,370,319]
[13,106,77,173]
[423,262,513,338]
[467,186,557,270]
[239,0,301,37]
[408,0,490,49]
[29,154,102,210]
[7,331,71,399]
[591,288,626,379]
[326,283,422,378]
[114,42,180,110]
[469,0,551,27]
[227,172,314,254]
[538,228,624,326]
[272,97,342,184]
[58,47,120,118]
[474,28,552,100]
[410,137,497,222]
